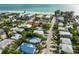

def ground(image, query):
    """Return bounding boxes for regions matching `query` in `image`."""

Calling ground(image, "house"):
[8,16,14,20]
[27,20,44,26]
[12,19,16,22]
[45,15,51,19]
[18,13,28,19]
[0,33,7,39]
[16,28,24,33]
[19,24,27,28]
[59,31,72,37]
[75,19,79,24]
[7,16,16,22]
[77,26,79,32]
[19,13,24,18]
[26,24,32,28]
[58,22,64,27]
[19,24,32,28]
[60,37,72,45]
[11,33,22,40]
[59,44,73,54]
[34,30,44,35]
[19,13,35,19]
[42,15,51,21]
[0,28,7,39]
[27,13,35,19]
[0,49,2,54]
[20,43,36,54]
[40,15,51,22]
[10,27,18,33]
[58,16,64,23]
[58,27,68,31]
[33,27,44,35]
[36,27,43,30]
[36,14,43,18]
[29,37,42,43]
[0,28,4,34]
[27,20,34,25]
[27,35,42,43]
[0,38,14,53]
[34,21,42,26]
[10,27,24,33]
[0,39,13,49]
[66,24,73,29]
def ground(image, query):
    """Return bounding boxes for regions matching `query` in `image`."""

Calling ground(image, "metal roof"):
[60,37,72,45]
[59,44,73,54]
[20,43,36,54]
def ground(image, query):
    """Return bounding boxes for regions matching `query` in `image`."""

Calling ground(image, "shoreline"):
[0,11,54,15]
[0,10,79,15]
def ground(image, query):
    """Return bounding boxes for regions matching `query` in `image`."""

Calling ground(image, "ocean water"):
[0,4,79,13]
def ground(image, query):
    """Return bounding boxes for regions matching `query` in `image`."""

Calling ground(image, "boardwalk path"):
[44,17,56,54]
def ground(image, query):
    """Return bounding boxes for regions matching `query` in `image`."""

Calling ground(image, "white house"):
[58,27,68,31]
[26,24,32,28]
[11,33,22,40]
[59,31,72,37]
[19,24,32,28]
[58,22,64,27]
[33,27,44,35]
[34,30,44,35]
[59,44,73,54]
[10,27,24,33]
[36,14,43,18]
[58,16,64,22]
[16,28,24,32]
[45,15,51,19]
[60,37,72,45]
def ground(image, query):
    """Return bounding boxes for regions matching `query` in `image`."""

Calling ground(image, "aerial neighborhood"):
[0,10,79,54]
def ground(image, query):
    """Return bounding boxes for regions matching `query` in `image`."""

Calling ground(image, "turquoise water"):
[0,4,79,13]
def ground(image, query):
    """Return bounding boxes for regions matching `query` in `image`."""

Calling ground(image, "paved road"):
[44,17,56,54]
